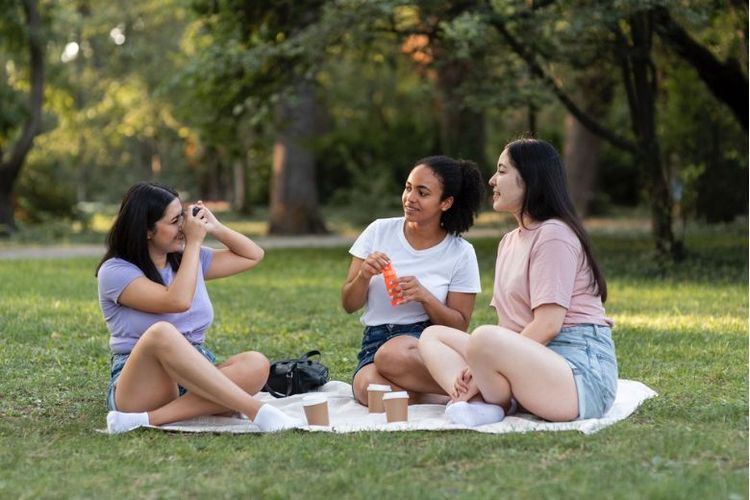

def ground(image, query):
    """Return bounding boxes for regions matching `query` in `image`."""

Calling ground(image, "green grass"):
[0,227,747,499]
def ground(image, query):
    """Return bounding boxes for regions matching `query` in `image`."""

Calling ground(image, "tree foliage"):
[0,0,745,246]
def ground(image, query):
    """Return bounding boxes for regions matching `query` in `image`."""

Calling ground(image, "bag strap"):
[263,384,287,398]
[299,350,321,362]
[263,368,296,398]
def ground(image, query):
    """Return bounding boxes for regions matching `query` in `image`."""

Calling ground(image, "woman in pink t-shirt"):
[419,139,618,425]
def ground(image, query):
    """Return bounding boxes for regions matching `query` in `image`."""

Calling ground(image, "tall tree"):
[182,0,329,234]
[0,0,44,234]
[563,70,614,216]
[269,80,326,233]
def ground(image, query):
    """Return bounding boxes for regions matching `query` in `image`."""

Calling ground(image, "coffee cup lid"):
[383,391,408,400]
[367,384,392,392]
[302,394,327,406]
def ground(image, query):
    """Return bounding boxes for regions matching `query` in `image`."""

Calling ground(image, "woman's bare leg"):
[418,325,477,401]
[115,322,267,422]
[352,364,405,405]
[373,336,446,395]
[146,351,270,425]
[467,325,578,421]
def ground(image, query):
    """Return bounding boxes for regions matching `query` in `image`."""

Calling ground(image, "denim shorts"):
[106,343,217,411]
[547,324,618,420]
[354,320,432,376]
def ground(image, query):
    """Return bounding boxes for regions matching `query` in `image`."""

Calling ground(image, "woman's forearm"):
[212,224,264,262]
[166,240,201,311]
[421,294,469,331]
[342,272,369,313]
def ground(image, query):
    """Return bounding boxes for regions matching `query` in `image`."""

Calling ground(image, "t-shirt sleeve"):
[449,243,482,293]
[199,246,214,277]
[529,238,579,310]
[98,259,145,304]
[349,219,379,259]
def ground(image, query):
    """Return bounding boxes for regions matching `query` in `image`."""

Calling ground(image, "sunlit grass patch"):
[0,228,746,498]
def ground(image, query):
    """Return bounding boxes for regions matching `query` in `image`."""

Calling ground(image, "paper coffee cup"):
[302,395,329,426]
[383,391,409,423]
[367,384,392,413]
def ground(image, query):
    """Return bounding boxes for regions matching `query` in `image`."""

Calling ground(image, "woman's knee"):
[227,351,270,389]
[467,325,507,363]
[373,339,417,378]
[419,325,440,344]
[352,369,371,404]
[139,321,182,349]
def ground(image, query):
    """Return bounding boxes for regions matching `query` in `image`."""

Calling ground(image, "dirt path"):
[0,235,357,260]
[0,219,650,260]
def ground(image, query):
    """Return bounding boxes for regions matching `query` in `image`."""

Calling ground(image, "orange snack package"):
[382,263,404,306]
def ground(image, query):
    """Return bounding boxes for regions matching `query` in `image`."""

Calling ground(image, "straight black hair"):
[505,138,607,302]
[95,182,182,284]
[415,155,484,236]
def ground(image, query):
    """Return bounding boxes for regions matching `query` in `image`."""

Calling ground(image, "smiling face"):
[402,164,453,226]
[489,149,526,216]
[147,198,185,258]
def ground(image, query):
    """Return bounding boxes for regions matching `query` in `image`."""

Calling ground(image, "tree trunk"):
[0,0,44,234]
[232,158,247,212]
[268,79,327,235]
[621,12,681,259]
[435,57,486,167]
[563,71,614,216]
[564,115,601,217]
[0,182,16,236]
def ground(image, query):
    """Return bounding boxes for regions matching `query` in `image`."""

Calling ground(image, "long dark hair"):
[415,155,484,236]
[95,182,182,284]
[505,138,607,302]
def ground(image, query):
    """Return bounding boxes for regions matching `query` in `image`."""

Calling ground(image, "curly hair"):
[414,155,484,236]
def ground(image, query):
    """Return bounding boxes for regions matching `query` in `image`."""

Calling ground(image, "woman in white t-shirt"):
[419,139,618,426]
[342,156,484,405]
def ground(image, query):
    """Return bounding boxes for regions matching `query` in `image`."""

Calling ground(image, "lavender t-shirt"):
[98,247,214,354]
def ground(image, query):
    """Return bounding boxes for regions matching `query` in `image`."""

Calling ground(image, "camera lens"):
[192,206,200,216]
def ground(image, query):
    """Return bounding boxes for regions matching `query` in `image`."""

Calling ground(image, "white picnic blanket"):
[138,379,656,435]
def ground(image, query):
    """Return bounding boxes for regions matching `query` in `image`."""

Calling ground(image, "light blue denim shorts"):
[106,343,217,411]
[547,324,618,420]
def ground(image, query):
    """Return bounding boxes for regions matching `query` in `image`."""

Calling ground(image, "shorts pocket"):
[596,353,618,403]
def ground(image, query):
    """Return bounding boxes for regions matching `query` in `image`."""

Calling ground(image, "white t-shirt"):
[349,217,481,326]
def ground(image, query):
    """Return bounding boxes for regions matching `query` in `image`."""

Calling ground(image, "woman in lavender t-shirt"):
[419,139,618,426]
[98,182,298,433]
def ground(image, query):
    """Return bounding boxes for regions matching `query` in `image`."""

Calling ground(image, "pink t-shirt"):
[490,219,612,332]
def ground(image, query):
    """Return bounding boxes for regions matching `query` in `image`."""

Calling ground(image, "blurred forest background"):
[0,0,747,259]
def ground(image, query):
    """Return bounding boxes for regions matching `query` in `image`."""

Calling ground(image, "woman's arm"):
[341,252,390,313]
[197,204,264,280]
[520,303,567,344]
[118,213,206,314]
[399,277,475,331]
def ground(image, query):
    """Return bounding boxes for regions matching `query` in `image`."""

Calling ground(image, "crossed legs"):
[419,324,579,422]
[352,335,449,406]
[109,321,298,432]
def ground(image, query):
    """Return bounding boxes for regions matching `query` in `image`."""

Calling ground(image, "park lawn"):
[0,227,747,499]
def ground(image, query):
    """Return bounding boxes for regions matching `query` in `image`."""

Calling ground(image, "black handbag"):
[263,350,330,398]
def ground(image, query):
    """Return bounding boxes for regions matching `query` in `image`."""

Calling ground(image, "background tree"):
[485,0,747,259]
[0,0,43,234]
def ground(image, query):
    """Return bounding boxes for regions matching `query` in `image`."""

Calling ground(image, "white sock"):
[106,411,149,434]
[445,401,505,427]
[252,404,300,432]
